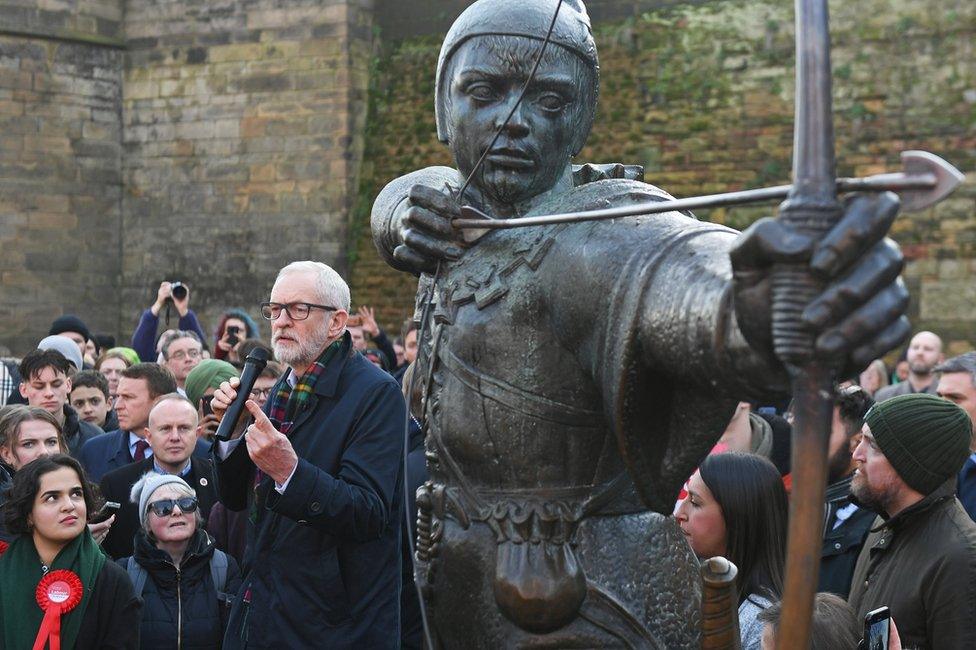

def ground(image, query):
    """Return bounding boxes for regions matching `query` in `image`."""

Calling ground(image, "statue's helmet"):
[435,0,599,156]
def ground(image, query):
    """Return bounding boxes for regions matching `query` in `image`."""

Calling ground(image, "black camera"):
[226,325,241,347]
[170,282,188,300]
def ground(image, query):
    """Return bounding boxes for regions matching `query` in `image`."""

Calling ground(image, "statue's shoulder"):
[533,175,685,220]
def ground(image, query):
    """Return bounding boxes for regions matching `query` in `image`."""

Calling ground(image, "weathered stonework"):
[0,3,124,354]
[121,0,374,342]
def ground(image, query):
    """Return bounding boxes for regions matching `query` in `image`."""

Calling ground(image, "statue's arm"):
[551,212,787,401]
[370,166,463,274]
[633,223,789,398]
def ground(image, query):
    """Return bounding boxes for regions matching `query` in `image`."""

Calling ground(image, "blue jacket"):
[78,429,211,483]
[957,453,976,522]
[131,308,208,362]
[215,333,405,649]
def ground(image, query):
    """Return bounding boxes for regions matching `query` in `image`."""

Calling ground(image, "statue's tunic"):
[373,166,784,648]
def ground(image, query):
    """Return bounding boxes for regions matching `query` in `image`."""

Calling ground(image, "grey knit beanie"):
[129,471,196,525]
[864,393,973,495]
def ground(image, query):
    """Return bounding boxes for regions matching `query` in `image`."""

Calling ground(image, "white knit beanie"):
[129,471,195,525]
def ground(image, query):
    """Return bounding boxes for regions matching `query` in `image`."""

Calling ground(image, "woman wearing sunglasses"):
[123,472,241,649]
[0,454,140,648]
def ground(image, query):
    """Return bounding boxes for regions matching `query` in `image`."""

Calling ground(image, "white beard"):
[273,329,331,369]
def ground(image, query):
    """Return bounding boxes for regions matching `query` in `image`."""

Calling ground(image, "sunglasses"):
[147,497,199,517]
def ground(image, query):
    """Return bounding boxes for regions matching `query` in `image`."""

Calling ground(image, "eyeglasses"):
[168,349,202,361]
[147,497,199,517]
[260,302,337,321]
[249,387,274,399]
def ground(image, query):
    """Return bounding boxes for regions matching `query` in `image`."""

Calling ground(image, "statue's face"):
[443,36,594,206]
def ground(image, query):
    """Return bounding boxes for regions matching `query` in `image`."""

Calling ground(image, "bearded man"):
[370,0,909,645]
[211,261,406,649]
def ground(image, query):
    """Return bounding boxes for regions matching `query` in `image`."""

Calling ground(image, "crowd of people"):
[1,272,974,649]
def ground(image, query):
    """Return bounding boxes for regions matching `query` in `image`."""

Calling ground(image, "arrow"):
[453,150,963,231]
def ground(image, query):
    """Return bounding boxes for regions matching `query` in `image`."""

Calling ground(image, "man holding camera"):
[131,281,208,363]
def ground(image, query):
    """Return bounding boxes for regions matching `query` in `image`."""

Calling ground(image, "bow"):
[773,1,848,648]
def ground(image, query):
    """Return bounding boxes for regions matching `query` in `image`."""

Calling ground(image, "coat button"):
[834,542,842,550]
[298,519,308,525]
[310,501,321,513]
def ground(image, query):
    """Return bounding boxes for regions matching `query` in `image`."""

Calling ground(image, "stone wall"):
[349,0,976,354]
[0,1,124,354]
[121,0,374,343]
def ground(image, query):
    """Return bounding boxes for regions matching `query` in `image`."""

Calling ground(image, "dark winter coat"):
[121,529,241,650]
[78,428,211,482]
[62,403,102,458]
[214,333,405,649]
[849,480,976,649]
[818,474,875,598]
[75,557,143,649]
[100,456,219,560]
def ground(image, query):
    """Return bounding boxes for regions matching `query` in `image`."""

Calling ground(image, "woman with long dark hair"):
[0,454,140,648]
[674,452,788,649]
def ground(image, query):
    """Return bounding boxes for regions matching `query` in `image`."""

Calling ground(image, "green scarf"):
[0,530,106,650]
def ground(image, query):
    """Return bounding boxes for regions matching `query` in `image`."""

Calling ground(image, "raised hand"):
[151,282,172,316]
[358,306,380,337]
[244,400,297,485]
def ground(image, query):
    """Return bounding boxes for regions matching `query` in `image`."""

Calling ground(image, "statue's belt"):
[419,476,646,636]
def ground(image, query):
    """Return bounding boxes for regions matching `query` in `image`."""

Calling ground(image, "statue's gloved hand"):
[393,185,467,275]
[729,192,909,373]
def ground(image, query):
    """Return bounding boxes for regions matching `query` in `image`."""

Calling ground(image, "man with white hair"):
[211,260,405,648]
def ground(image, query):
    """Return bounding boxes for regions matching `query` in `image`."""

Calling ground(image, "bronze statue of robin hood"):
[371,0,908,646]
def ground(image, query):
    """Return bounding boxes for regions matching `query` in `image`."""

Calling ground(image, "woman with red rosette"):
[0,454,140,648]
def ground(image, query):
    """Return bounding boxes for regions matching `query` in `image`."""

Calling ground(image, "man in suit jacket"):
[79,362,208,481]
[100,394,218,559]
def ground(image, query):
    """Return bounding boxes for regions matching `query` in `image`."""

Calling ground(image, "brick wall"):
[350,0,976,353]
[0,1,124,354]
[121,0,374,344]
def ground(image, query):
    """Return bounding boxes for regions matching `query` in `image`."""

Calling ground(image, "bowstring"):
[403,2,566,647]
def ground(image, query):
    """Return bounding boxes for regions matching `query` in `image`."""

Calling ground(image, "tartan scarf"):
[251,339,343,524]
[267,338,342,435]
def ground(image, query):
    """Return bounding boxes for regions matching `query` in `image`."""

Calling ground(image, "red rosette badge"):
[33,569,83,650]
[0,540,8,556]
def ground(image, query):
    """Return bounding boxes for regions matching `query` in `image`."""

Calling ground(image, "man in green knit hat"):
[848,393,976,650]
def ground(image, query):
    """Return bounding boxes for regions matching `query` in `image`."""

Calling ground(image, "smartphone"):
[91,501,121,524]
[864,606,890,650]
[201,394,215,417]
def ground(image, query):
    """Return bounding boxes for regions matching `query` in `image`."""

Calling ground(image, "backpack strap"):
[210,549,228,594]
[125,557,148,596]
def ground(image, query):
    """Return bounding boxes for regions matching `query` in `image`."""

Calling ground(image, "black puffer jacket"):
[121,529,241,649]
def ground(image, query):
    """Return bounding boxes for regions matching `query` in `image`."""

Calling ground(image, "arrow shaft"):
[452,172,937,231]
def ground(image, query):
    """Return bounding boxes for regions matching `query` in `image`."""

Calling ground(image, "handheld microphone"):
[214,347,270,441]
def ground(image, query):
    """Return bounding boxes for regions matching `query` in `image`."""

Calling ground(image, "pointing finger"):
[245,400,275,433]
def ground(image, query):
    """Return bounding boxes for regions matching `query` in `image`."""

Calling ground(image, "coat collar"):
[870,478,956,534]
